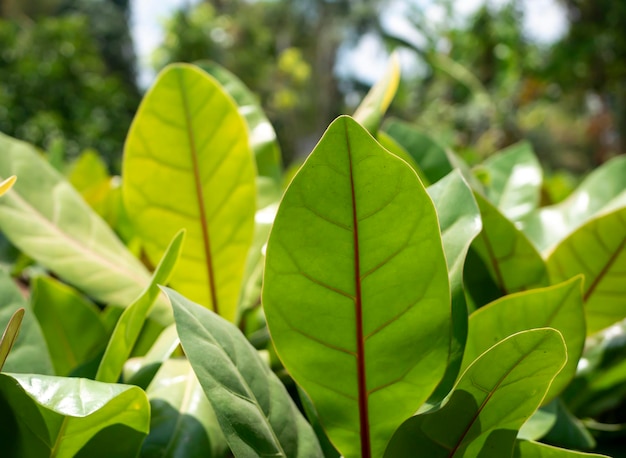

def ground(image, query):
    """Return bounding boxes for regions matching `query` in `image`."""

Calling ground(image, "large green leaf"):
[123,63,256,323]
[471,192,549,295]
[0,269,52,375]
[520,155,626,253]
[427,170,482,401]
[384,328,567,458]
[263,116,450,458]
[514,440,609,458]
[547,206,626,334]
[382,118,453,183]
[353,52,400,135]
[463,276,585,402]
[481,141,542,221]
[142,358,227,458]
[194,60,283,187]
[0,133,171,326]
[96,230,184,383]
[31,276,108,376]
[168,288,322,457]
[0,373,149,457]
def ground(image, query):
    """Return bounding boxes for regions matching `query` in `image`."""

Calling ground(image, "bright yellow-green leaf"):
[353,52,400,134]
[0,175,16,196]
[123,63,256,323]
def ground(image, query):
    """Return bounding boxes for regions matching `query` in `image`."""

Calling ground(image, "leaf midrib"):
[344,121,371,458]
[177,69,220,315]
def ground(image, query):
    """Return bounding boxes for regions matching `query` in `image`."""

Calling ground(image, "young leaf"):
[0,175,16,196]
[0,373,149,457]
[263,116,451,458]
[353,52,400,134]
[167,287,323,457]
[142,358,227,458]
[547,206,626,334]
[427,170,482,401]
[463,276,585,403]
[195,60,283,186]
[123,63,256,323]
[0,307,24,372]
[31,276,108,376]
[0,133,171,327]
[96,230,184,383]
[481,141,542,221]
[472,192,549,295]
[384,328,567,458]
[0,269,53,375]
[514,440,609,458]
[521,155,626,253]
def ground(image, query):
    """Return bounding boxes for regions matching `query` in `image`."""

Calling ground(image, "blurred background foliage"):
[0,0,625,185]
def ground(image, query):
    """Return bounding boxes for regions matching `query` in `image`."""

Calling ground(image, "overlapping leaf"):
[472,192,549,295]
[96,230,184,383]
[263,116,450,458]
[142,358,227,458]
[168,288,322,457]
[547,206,626,334]
[0,269,52,375]
[31,276,107,376]
[427,170,482,401]
[384,328,567,457]
[0,133,171,326]
[514,440,609,457]
[521,155,626,253]
[0,307,23,372]
[0,373,149,457]
[481,141,542,221]
[463,276,585,402]
[123,63,256,323]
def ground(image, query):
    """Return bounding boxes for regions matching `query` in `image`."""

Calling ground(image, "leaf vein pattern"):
[299,202,351,232]
[358,184,401,221]
[584,231,626,301]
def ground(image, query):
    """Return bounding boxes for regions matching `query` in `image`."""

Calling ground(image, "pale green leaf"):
[123,63,256,323]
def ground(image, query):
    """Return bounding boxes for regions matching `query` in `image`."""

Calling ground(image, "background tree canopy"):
[0,0,625,177]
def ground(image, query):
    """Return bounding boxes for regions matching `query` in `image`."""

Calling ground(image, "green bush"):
[0,59,624,457]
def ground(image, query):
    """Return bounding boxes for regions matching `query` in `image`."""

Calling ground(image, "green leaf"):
[194,60,283,187]
[0,307,24,372]
[383,118,453,183]
[0,132,171,327]
[543,399,596,451]
[463,277,584,402]
[427,170,482,401]
[547,206,626,334]
[376,131,430,185]
[384,328,567,458]
[142,358,227,458]
[520,155,626,253]
[31,276,108,376]
[96,230,184,383]
[481,141,542,221]
[471,192,549,295]
[518,401,558,441]
[124,323,179,389]
[514,440,609,457]
[0,373,149,457]
[168,287,322,457]
[0,269,53,375]
[123,63,256,323]
[353,52,400,134]
[263,116,450,458]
